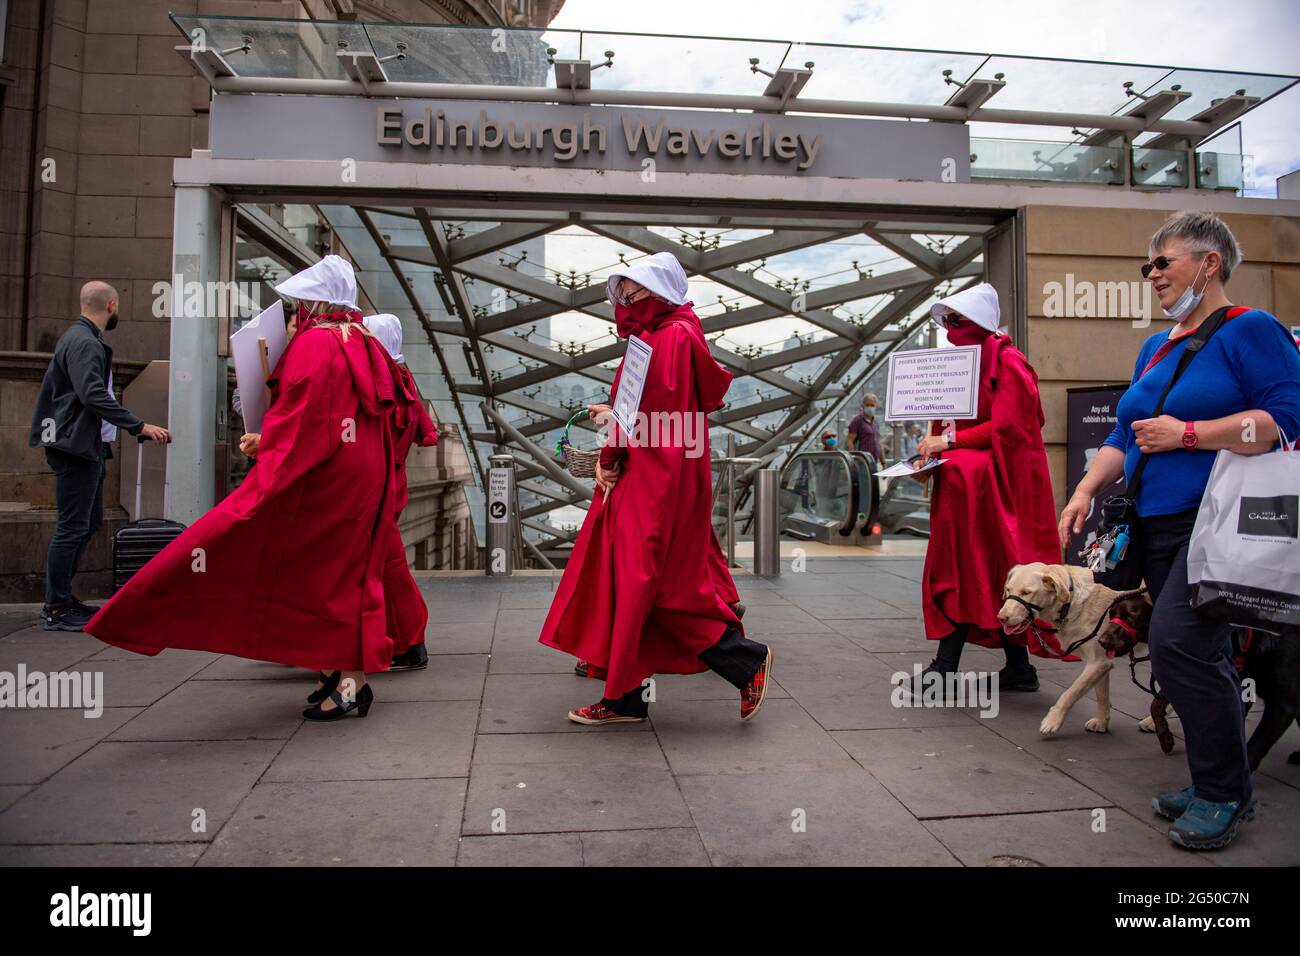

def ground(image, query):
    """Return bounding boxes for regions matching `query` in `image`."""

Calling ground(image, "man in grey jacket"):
[29,281,170,631]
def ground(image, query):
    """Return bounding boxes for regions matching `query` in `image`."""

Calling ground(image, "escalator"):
[778,449,929,544]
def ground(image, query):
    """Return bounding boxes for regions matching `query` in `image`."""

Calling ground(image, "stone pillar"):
[165,185,224,523]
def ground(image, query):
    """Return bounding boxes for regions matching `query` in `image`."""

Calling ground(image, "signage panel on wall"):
[209,95,971,182]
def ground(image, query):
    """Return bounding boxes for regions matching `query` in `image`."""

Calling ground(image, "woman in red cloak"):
[85,256,411,721]
[538,252,774,725]
[363,313,439,671]
[905,282,1062,697]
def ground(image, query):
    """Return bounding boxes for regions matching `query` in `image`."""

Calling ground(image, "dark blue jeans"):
[1140,508,1251,804]
[44,446,107,608]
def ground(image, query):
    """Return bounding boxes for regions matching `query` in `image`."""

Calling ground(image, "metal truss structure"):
[331,204,990,555]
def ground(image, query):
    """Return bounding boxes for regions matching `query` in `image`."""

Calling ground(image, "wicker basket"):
[556,408,600,478]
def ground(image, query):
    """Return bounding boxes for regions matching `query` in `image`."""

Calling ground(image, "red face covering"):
[615,296,677,338]
[944,320,989,348]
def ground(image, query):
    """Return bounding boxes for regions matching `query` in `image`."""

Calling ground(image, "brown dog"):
[1095,595,1174,752]
[999,563,1155,737]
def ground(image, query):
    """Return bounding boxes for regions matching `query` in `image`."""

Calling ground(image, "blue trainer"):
[1168,796,1258,851]
[1151,785,1196,821]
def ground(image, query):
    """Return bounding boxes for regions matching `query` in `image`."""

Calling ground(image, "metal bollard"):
[753,468,780,577]
[485,454,513,575]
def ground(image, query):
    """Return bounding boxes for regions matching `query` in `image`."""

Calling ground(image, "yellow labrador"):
[998,563,1157,737]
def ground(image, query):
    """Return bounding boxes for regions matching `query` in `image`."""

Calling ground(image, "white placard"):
[487,468,510,524]
[877,458,947,479]
[611,335,653,433]
[229,300,287,434]
[884,345,981,422]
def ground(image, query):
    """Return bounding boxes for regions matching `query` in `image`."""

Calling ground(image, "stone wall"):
[1024,205,1300,509]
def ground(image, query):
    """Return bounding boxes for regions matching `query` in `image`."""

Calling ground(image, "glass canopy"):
[171,14,1297,128]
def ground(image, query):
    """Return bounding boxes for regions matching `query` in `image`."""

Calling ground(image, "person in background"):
[29,280,170,632]
[846,392,883,461]
[363,313,439,671]
[905,282,1060,696]
[1059,211,1300,851]
[819,429,839,450]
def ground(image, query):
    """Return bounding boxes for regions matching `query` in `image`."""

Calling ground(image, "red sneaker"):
[740,647,774,721]
[567,701,644,725]
[574,660,608,680]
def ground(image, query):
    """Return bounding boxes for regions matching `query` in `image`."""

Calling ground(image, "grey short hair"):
[1148,210,1243,283]
[862,392,878,404]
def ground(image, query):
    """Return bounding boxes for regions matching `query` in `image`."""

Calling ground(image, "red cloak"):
[921,337,1063,655]
[538,301,742,700]
[86,318,410,674]
[383,364,438,655]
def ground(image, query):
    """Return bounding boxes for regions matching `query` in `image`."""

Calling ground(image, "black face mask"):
[105,312,119,331]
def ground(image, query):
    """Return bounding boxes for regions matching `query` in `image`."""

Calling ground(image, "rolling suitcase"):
[112,435,185,591]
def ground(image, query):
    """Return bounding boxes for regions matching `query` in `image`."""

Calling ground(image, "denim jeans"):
[44,446,107,608]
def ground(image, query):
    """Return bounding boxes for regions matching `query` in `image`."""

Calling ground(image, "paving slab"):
[365,653,488,702]
[479,673,651,733]
[425,620,495,655]
[108,679,304,741]
[731,603,833,636]
[1052,752,1300,865]
[923,808,1212,867]
[0,628,104,673]
[465,731,687,836]
[679,766,958,866]
[0,706,140,784]
[487,629,576,675]
[0,843,207,866]
[653,698,857,774]
[263,699,478,782]
[0,785,31,812]
[834,724,1110,818]
[0,739,281,844]
[457,827,710,867]
[198,778,466,866]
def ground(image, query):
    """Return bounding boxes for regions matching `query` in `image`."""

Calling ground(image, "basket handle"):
[555,407,591,456]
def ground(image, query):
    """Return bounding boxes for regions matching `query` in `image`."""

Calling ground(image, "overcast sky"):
[549,0,1300,196]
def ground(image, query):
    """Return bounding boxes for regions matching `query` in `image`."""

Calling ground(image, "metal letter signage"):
[210,95,970,182]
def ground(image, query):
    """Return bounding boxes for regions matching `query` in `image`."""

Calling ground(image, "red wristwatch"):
[1182,421,1199,450]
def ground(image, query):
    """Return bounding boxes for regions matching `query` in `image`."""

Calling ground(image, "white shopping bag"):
[1187,436,1300,631]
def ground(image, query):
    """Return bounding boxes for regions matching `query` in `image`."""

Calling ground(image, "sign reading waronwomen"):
[884,345,981,421]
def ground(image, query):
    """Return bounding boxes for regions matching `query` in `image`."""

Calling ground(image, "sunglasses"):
[1140,253,1208,279]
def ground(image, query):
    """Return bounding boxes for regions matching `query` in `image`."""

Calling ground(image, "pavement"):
[0,553,1296,867]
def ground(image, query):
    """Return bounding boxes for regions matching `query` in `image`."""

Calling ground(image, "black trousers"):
[603,624,769,717]
[1140,508,1251,804]
[44,446,107,608]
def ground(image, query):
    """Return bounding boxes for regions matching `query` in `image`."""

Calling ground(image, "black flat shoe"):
[307,670,342,705]
[302,683,373,721]
[389,644,428,671]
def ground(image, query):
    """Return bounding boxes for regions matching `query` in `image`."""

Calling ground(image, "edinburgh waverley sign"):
[209,95,971,182]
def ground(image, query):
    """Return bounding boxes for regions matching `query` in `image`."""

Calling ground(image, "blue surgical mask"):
[825,437,837,448]
[1161,257,1209,323]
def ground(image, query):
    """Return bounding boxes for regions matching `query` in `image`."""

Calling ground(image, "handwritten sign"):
[884,346,981,422]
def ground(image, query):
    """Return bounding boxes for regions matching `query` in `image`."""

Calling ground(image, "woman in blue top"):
[1060,210,1300,852]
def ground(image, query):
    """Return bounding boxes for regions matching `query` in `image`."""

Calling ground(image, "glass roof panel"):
[173,15,368,80]
[581,32,791,95]
[786,44,989,105]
